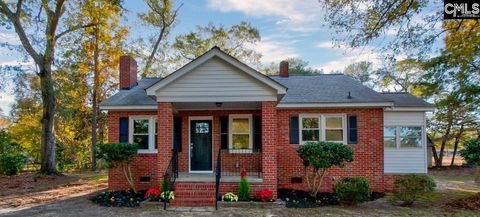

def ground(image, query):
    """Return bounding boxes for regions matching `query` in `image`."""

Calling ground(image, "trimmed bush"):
[238,173,250,201]
[392,174,436,206]
[0,152,25,176]
[97,143,138,193]
[333,176,372,205]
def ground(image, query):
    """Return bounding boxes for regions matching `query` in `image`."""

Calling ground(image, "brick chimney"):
[119,56,138,89]
[279,60,289,77]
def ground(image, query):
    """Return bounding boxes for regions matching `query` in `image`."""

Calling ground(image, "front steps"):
[170,182,217,207]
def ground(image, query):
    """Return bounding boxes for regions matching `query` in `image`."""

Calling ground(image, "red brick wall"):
[107,110,158,190]
[276,108,386,192]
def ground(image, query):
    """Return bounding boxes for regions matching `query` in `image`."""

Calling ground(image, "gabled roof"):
[382,92,435,111]
[272,75,394,108]
[145,47,287,96]
[99,78,160,110]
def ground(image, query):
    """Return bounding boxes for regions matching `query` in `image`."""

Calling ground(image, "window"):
[325,116,344,142]
[299,114,346,144]
[384,127,397,148]
[229,114,252,151]
[384,126,423,148]
[130,116,157,153]
[301,117,320,142]
[400,127,422,148]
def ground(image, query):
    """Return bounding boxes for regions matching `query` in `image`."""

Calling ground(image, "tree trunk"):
[143,27,165,77]
[39,65,57,175]
[91,26,100,171]
[428,135,440,167]
[450,124,464,166]
[437,112,453,167]
[475,167,480,184]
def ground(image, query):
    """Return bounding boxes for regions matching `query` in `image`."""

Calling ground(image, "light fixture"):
[215,102,223,108]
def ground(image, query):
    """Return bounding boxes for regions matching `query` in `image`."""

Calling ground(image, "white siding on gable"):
[384,111,427,174]
[156,57,276,102]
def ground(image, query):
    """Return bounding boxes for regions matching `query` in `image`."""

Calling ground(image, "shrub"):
[160,191,175,200]
[297,141,354,197]
[0,152,25,176]
[392,174,436,206]
[460,138,480,183]
[222,192,238,202]
[257,189,273,202]
[238,172,250,201]
[333,176,372,205]
[97,143,138,193]
[91,189,143,207]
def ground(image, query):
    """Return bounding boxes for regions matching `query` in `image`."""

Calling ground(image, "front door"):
[190,119,213,172]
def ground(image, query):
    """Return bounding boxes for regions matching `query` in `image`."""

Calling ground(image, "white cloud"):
[207,0,323,32]
[0,92,14,116]
[314,45,383,72]
[314,41,334,49]
[250,36,298,63]
[0,32,20,45]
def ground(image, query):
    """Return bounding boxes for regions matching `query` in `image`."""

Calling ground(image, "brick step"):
[169,198,216,207]
[174,184,216,191]
[175,191,216,197]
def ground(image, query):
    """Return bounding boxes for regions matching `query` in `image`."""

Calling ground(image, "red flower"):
[240,171,247,178]
[257,189,273,202]
[145,187,160,199]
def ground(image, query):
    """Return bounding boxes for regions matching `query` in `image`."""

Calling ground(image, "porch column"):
[261,101,278,198]
[157,102,173,178]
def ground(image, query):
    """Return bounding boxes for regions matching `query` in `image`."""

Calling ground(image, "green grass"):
[81,173,107,182]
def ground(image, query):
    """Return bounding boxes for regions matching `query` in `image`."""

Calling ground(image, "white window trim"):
[299,114,347,145]
[129,116,158,154]
[384,125,424,149]
[229,114,253,153]
[383,126,397,149]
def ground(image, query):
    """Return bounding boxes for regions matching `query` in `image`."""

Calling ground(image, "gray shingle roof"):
[381,92,434,108]
[271,74,392,104]
[99,78,161,106]
[100,75,432,108]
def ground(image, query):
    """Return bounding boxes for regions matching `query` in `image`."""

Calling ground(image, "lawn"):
[0,167,478,217]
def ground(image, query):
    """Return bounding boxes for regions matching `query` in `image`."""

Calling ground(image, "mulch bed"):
[0,172,77,196]
[277,188,384,208]
[446,193,480,211]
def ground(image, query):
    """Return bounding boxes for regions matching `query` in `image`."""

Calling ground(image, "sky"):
[0,0,438,115]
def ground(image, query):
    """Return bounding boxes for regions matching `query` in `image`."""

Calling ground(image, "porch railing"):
[163,148,178,210]
[214,144,222,210]
[219,148,262,178]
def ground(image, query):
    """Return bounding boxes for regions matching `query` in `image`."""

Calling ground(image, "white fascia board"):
[99,105,157,110]
[276,102,394,108]
[385,107,435,112]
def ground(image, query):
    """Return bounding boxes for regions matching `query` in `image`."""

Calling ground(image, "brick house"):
[99,47,433,207]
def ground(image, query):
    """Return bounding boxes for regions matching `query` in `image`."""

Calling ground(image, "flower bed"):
[446,193,480,211]
[90,190,145,207]
[277,188,384,208]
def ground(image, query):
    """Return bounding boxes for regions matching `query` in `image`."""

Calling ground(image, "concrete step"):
[170,198,216,207]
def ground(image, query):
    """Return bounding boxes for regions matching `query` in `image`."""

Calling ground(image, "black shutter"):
[220,116,228,149]
[173,117,182,152]
[348,115,358,144]
[289,116,299,144]
[119,117,129,143]
[253,115,262,150]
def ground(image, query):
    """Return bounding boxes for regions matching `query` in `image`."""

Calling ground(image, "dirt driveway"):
[0,169,479,217]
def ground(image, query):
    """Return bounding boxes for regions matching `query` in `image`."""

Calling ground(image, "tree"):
[460,138,480,183]
[0,0,96,174]
[344,61,374,88]
[97,143,139,193]
[297,141,353,198]
[262,57,323,75]
[172,22,261,67]
[77,0,127,171]
[139,0,181,77]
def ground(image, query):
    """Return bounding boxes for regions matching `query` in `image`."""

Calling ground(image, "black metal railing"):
[163,148,178,210]
[214,144,222,210]
[219,148,262,178]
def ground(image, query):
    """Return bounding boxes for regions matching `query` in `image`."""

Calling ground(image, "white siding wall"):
[384,111,427,174]
[156,57,276,102]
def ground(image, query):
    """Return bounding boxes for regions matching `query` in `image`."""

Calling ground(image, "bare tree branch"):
[55,23,98,40]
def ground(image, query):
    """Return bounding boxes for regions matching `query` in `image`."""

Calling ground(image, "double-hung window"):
[130,116,157,153]
[384,126,423,148]
[299,114,346,144]
[229,114,252,152]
